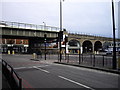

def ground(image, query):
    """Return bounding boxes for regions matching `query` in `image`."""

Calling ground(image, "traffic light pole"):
[44,34,47,60]
[111,0,116,69]
[59,31,62,62]
[65,35,66,60]
[59,0,63,62]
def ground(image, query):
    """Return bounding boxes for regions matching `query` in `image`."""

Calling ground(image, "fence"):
[0,21,60,32]
[1,59,22,90]
[36,53,59,61]
[59,54,120,70]
[34,49,59,60]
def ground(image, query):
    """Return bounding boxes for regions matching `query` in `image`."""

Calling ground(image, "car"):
[106,51,112,55]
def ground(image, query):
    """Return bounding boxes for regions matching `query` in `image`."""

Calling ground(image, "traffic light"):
[58,31,63,41]
[44,34,47,42]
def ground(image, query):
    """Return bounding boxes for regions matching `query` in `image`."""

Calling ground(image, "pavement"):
[54,62,120,74]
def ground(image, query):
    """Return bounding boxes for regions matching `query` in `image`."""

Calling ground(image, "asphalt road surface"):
[2,54,119,89]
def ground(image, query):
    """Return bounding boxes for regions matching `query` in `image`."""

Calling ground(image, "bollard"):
[67,54,69,63]
[93,55,95,67]
[79,53,81,64]
[33,53,36,59]
[97,51,99,54]
[95,51,96,54]
[102,55,105,67]
[118,57,120,70]
[78,50,80,54]
[8,50,10,54]
[12,50,15,55]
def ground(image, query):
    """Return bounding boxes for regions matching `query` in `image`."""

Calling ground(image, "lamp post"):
[59,0,64,62]
[111,0,116,69]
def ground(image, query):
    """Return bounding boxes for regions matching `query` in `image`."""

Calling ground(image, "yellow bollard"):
[60,50,63,55]
[12,50,15,55]
[94,51,96,54]
[78,50,81,54]
[8,50,10,54]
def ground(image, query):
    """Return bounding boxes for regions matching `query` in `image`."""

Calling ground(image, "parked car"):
[106,51,112,55]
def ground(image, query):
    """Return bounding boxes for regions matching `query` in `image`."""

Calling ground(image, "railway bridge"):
[68,33,120,54]
[1,21,120,54]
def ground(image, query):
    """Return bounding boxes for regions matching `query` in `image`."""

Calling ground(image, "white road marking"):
[45,65,49,66]
[14,65,50,70]
[33,66,50,73]
[35,64,50,67]
[14,66,36,70]
[14,67,27,70]
[58,75,94,90]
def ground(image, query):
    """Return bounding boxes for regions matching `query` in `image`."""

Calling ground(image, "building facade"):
[1,38,29,53]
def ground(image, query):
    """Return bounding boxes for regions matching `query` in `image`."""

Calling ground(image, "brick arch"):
[68,39,81,47]
[82,40,93,53]
[68,39,81,54]
[94,41,102,51]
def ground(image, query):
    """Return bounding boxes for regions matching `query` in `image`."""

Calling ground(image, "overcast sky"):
[1,0,120,37]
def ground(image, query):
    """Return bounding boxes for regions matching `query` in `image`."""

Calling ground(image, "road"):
[2,54,119,89]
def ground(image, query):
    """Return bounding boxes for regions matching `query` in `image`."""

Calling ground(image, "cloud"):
[62,1,113,36]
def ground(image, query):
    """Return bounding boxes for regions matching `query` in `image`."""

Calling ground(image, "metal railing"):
[0,21,60,32]
[59,54,120,70]
[1,59,22,90]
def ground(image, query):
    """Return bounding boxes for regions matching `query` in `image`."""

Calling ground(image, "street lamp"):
[59,0,64,62]
[111,0,116,69]
[43,22,46,30]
